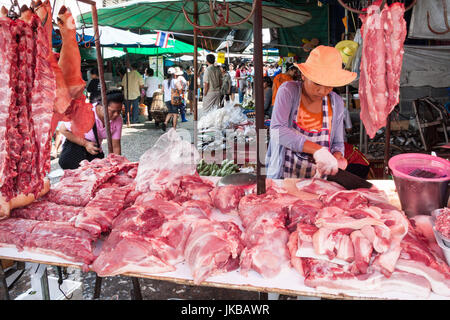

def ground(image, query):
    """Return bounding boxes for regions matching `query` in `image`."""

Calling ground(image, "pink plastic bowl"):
[388,153,450,183]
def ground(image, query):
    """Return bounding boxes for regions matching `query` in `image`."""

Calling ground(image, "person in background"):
[202,54,222,113]
[220,64,231,108]
[50,122,64,159]
[235,63,247,104]
[273,64,282,78]
[58,90,124,170]
[121,62,144,125]
[271,62,301,108]
[186,66,195,115]
[267,64,275,78]
[173,66,188,122]
[199,65,207,101]
[263,76,273,117]
[162,67,179,131]
[86,67,101,104]
[228,63,237,103]
[144,67,162,122]
[246,63,254,99]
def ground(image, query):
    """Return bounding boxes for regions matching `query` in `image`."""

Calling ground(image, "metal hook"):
[337,0,416,15]
[182,0,257,30]
[427,0,450,35]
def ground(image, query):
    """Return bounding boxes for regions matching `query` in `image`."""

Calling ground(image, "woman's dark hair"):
[146,68,154,76]
[106,89,124,106]
[263,76,272,87]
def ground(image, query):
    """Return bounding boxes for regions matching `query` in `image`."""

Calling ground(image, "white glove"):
[313,147,339,176]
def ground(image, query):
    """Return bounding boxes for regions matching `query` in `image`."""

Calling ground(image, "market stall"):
[0,0,449,302]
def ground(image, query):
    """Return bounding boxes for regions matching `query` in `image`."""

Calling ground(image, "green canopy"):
[77,0,311,31]
[112,36,208,56]
[270,3,329,60]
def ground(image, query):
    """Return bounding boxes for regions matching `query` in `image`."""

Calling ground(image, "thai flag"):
[155,31,171,48]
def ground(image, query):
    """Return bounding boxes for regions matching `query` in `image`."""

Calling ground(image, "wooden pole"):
[193,2,199,148]
[253,0,265,195]
[91,4,113,154]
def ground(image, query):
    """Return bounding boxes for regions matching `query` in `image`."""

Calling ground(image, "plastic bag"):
[135,128,200,193]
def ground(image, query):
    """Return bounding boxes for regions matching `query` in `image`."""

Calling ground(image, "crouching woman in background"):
[58,90,124,170]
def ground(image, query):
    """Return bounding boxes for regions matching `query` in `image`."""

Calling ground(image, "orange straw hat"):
[296,45,357,87]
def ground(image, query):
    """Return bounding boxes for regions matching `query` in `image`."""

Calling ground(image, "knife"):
[326,168,373,190]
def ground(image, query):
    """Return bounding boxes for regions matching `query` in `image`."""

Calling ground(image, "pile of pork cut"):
[287,180,450,298]
[0,129,448,298]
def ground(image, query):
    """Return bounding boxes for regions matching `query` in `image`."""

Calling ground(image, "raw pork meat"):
[46,154,126,206]
[238,189,297,228]
[57,6,85,99]
[34,0,71,114]
[397,226,450,296]
[91,231,175,277]
[210,185,245,214]
[0,16,19,201]
[74,186,130,236]
[295,179,345,196]
[0,218,96,267]
[302,258,431,299]
[11,200,83,222]
[240,213,290,278]
[0,12,55,203]
[287,199,323,232]
[359,3,407,138]
[92,204,194,276]
[435,207,450,238]
[174,174,214,204]
[184,219,243,284]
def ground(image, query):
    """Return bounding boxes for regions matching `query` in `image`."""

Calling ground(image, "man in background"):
[202,54,222,113]
[122,62,144,125]
[86,67,101,103]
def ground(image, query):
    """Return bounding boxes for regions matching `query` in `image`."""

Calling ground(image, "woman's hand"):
[333,152,348,170]
[84,141,100,155]
[313,147,339,176]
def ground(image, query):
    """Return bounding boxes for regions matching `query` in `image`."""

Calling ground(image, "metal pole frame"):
[77,0,113,154]
[253,0,265,195]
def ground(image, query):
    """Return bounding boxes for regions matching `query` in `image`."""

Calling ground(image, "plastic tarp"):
[400,45,450,88]
[112,38,208,56]
[408,0,450,40]
[52,26,160,47]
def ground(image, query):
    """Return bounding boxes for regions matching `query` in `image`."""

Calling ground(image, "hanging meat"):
[34,0,71,115]
[57,6,86,99]
[359,3,407,138]
[35,1,94,137]
[0,6,54,218]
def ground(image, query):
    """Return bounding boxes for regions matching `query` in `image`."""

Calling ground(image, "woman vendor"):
[266,46,357,178]
[58,90,124,170]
